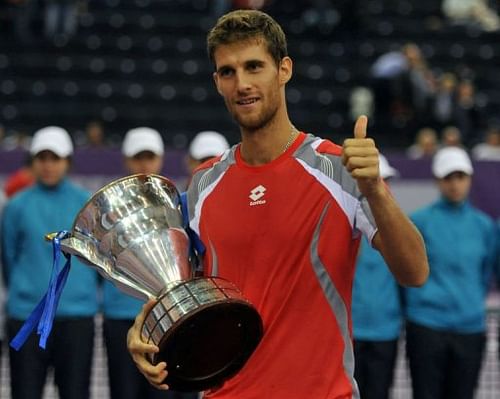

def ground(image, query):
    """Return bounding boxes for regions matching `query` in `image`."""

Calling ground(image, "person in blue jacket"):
[103,127,197,399]
[0,126,99,399]
[352,154,402,399]
[404,146,498,399]
[497,220,500,365]
[0,190,6,383]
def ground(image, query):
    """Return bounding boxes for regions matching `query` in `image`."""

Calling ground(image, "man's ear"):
[213,72,223,95]
[279,56,293,86]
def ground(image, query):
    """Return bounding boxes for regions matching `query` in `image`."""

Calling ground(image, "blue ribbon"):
[180,191,206,258]
[10,230,72,350]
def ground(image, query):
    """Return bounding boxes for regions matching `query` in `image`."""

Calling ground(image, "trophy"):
[52,174,263,391]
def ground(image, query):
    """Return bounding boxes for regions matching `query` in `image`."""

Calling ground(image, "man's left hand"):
[342,115,382,198]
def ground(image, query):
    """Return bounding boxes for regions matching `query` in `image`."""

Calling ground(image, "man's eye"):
[219,69,233,77]
[248,63,261,71]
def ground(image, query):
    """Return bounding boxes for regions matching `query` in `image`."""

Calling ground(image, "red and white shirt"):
[187,132,377,399]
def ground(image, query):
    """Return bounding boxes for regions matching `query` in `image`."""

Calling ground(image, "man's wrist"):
[362,178,388,201]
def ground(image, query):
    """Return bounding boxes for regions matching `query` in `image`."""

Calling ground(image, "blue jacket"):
[496,220,500,288]
[404,198,497,333]
[1,180,99,320]
[352,237,402,341]
[102,280,143,320]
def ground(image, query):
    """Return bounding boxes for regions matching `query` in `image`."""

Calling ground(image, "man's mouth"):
[236,97,259,105]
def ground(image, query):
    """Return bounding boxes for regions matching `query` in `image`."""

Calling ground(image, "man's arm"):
[366,183,428,286]
[343,116,429,287]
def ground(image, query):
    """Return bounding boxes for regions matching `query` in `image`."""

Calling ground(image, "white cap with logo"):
[432,147,473,178]
[30,126,74,157]
[122,127,164,157]
[189,131,229,160]
[379,154,399,179]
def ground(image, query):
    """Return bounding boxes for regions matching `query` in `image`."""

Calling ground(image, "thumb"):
[354,115,368,139]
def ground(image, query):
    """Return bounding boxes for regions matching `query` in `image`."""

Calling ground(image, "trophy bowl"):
[55,174,263,391]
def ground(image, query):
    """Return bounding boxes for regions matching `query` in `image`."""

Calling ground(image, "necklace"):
[282,125,299,153]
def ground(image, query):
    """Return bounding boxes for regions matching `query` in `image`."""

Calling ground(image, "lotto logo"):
[249,185,267,206]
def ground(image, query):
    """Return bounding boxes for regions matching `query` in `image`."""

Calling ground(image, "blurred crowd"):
[365,41,500,158]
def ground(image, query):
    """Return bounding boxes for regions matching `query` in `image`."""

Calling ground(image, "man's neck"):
[240,119,297,166]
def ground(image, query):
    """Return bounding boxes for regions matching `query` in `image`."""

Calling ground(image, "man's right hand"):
[127,299,170,390]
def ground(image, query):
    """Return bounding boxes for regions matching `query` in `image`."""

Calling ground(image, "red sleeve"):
[316,140,342,156]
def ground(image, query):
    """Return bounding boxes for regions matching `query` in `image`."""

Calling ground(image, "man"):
[103,127,197,399]
[121,127,165,176]
[1,126,98,399]
[404,146,498,399]
[128,10,428,399]
[352,154,402,399]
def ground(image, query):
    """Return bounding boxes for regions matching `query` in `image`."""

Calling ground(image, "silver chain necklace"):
[282,125,299,153]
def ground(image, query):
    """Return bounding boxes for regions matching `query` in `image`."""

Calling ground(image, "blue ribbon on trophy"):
[10,230,72,350]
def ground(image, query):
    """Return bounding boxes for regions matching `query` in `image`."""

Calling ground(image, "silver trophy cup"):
[50,174,263,391]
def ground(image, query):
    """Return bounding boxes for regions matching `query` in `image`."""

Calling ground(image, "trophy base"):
[142,277,263,392]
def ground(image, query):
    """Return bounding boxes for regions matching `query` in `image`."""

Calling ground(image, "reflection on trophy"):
[51,174,263,391]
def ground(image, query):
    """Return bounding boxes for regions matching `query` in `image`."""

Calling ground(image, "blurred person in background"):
[406,127,439,159]
[3,155,35,198]
[186,130,230,176]
[453,80,482,146]
[442,0,500,31]
[103,127,197,399]
[472,126,500,160]
[349,87,374,122]
[44,0,81,44]
[77,120,107,149]
[404,147,498,399]
[371,43,435,128]
[1,126,98,399]
[0,129,31,151]
[441,125,463,147]
[352,154,401,399]
[0,189,6,381]
[431,73,457,131]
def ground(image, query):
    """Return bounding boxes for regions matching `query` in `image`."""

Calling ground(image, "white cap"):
[122,127,164,157]
[30,126,73,157]
[432,147,473,178]
[189,131,229,160]
[379,154,399,179]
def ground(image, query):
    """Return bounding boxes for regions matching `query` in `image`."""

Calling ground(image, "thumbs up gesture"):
[342,115,381,197]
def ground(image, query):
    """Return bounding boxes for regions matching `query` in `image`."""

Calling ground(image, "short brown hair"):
[207,10,288,66]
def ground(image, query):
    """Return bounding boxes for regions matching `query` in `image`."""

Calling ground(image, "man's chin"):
[234,115,266,131]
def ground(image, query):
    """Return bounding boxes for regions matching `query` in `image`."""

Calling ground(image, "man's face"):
[212,39,291,131]
[125,151,163,175]
[32,151,70,187]
[437,171,471,203]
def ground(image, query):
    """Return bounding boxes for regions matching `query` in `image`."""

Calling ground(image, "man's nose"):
[235,71,251,92]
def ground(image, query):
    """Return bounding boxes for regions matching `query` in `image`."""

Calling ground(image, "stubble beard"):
[230,100,280,132]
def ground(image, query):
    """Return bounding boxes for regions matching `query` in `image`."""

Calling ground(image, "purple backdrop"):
[1,149,499,219]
